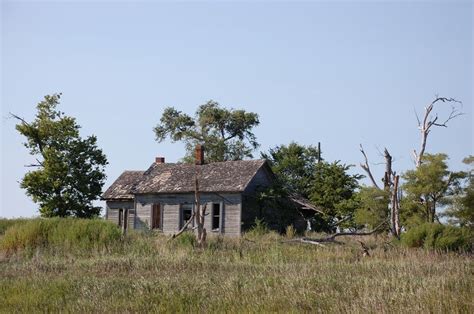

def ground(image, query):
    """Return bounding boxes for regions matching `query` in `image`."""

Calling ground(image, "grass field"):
[0,220,473,313]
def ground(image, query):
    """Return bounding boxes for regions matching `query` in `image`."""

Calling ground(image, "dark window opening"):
[181,204,193,229]
[152,204,161,229]
[212,203,220,231]
[118,209,123,227]
[118,209,127,230]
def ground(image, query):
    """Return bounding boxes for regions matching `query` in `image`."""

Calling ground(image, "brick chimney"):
[155,157,165,164]
[195,145,204,165]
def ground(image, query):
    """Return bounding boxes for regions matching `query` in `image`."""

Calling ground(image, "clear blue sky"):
[1,1,472,218]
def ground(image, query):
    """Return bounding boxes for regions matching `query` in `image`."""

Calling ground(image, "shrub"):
[247,218,269,237]
[401,223,473,252]
[174,231,196,248]
[0,218,122,255]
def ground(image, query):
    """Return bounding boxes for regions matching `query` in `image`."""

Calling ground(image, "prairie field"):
[0,219,472,313]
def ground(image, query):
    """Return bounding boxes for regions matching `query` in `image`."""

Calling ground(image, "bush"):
[0,218,122,255]
[174,231,196,248]
[247,218,269,237]
[402,223,473,252]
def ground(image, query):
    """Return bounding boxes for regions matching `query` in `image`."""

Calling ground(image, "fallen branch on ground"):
[282,221,387,246]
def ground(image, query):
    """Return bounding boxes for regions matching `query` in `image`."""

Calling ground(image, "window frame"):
[180,203,194,229]
[212,203,222,232]
[151,203,162,230]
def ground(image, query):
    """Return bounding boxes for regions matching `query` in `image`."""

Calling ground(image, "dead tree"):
[359,96,462,238]
[413,97,462,167]
[194,170,207,247]
[360,145,401,238]
[171,167,207,247]
[283,221,387,247]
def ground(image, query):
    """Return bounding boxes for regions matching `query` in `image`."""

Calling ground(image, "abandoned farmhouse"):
[102,146,314,236]
[102,146,317,236]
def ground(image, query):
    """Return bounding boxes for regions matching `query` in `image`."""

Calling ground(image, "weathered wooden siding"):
[134,193,242,236]
[105,200,134,225]
[106,208,119,225]
[163,204,180,234]
[135,202,152,229]
[127,210,135,230]
[223,201,241,236]
[243,166,273,195]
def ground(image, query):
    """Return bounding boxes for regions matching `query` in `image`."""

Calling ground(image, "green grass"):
[0,219,472,313]
[0,218,27,235]
[1,218,122,256]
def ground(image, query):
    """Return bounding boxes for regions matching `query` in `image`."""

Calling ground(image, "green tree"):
[154,101,260,162]
[402,153,463,224]
[262,143,361,231]
[309,161,362,231]
[261,142,320,198]
[354,186,390,230]
[13,94,108,218]
[444,156,474,228]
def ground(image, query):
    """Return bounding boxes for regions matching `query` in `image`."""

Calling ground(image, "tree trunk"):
[194,172,207,247]
[391,175,401,238]
[359,146,401,238]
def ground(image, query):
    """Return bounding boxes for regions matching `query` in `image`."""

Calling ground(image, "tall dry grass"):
[0,220,472,313]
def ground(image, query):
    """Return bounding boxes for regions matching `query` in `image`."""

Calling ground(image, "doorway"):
[152,204,161,229]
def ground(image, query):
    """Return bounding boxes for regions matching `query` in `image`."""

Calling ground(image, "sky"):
[1,0,472,218]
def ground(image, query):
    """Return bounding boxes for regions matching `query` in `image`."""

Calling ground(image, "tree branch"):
[283,221,387,246]
[415,97,463,167]
[10,112,45,156]
[170,212,196,239]
[359,144,381,190]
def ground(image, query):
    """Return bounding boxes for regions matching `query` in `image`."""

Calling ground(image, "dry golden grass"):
[0,229,472,313]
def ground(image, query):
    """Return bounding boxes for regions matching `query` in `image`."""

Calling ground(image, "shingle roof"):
[101,171,144,200]
[289,194,325,214]
[133,160,269,194]
[102,160,271,199]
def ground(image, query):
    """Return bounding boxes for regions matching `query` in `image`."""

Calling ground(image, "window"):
[212,203,221,231]
[181,203,193,229]
[118,209,127,229]
[152,204,161,229]
[118,209,123,227]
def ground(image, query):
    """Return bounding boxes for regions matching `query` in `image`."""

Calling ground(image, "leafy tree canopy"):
[154,101,260,162]
[444,156,474,228]
[354,186,390,230]
[262,143,362,231]
[14,94,108,218]
[261,142,320,198]
[402,153,464,224]
[309,161,362,231]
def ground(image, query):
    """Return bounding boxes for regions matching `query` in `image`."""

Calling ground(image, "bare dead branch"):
[9,112,29,125]
[333,216,352,227]
[415,97,463,167]
[283,221,388,246]
[323,221,387,241]
[357,240,370,257]
[10,112,45,156]
[170,212,196,239]
[359,144,381,190]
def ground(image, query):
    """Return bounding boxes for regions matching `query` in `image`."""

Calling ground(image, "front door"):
[152,204,161,229]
